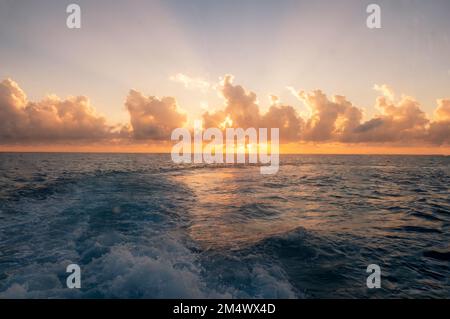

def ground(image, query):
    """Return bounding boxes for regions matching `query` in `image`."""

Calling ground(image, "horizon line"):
[0,151,447,156]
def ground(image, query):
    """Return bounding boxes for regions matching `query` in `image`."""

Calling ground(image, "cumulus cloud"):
[1,76,449,147]
[216,74,261,128]
[126,90,187,140]
[0,78,187,144]
[427,99,450,144]
[0,79,118,144]
[261,105,304,141]
[287,84,449,145]
[434,99,450,122]
[348,95,429,143]
[201,76,450,146]
[202,75,303,142]
[297,90,363,142]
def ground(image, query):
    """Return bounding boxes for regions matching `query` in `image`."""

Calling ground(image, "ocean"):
[0,153,448,298]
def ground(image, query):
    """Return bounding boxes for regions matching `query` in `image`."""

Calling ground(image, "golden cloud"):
[126,90,187,140]
[298,90,363,142]
[203,75,303,142]
[348,95,429,143]
[0,79,118,143]
[427,99,450,144]
[0,76,449,147]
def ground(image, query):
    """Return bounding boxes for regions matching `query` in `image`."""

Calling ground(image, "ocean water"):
[0,153,448,298]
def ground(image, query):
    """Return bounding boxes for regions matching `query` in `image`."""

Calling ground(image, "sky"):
[0,0,449,153]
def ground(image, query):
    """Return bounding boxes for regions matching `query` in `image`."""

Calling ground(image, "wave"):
[1,153,449,298]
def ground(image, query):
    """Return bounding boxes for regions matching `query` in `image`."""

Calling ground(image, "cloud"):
[434,99,450,122]
[0,78,118,144]
[203,74,260,129]
[1,76,449,147]
[348,95,429,143]
[0,78,187,144]
[202,75,303,142]
[373,84,395,101]
[427,99,450,144]
[202,76,450,146]
[261,105,304,141]
[289,85,450,145]
[217,74,261,128]
[170,73,210,92]
[126,90,187,140]
[287,84,450,146]
[298,90,363,142]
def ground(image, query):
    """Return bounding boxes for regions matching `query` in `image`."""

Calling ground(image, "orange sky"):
[1,143,449,155]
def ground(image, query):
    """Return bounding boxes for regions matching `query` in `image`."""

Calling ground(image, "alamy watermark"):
[366,264,381,289]
[66,264,81,289]
[66,4,81,29]
[366,4,381,29]
[65,3,382,31]
[171,120,280,174]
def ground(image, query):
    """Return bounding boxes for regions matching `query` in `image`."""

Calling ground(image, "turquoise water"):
[0,153,448,298]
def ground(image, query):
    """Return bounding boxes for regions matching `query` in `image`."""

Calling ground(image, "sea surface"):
[0,153,448,298]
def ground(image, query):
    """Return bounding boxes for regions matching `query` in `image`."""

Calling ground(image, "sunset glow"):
[0,0,449,154]
[0,0,449,302]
